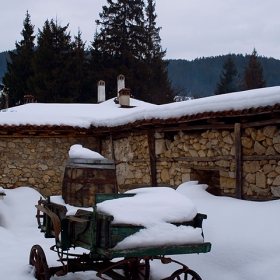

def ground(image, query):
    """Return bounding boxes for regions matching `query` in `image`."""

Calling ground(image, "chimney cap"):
[117,74,125,80]
[97,80,105,86]
[119,88,130,95]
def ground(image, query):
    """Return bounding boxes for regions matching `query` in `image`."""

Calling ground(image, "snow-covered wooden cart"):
[30,190,211,280]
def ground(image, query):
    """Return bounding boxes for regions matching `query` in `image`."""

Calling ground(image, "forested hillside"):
[167,54,280,98]
[1,51,280,98]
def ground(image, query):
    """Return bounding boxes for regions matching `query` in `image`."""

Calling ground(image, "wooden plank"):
[35,205,61,241]
[67,158,115,165]
[234,123,242,199]
[157,156,234,162]
[95,193,135,204]
[65,163,116,170]
[67,216,89,223]
[63,177,117,184]
[147,129,157,186]
[97,242,212,259]
[156,124,234,132]
[182,164,228,172]
[243,155,280,161]
[242,117,280,128]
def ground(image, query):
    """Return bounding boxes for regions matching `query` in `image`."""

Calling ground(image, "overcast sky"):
[1,0,280,60]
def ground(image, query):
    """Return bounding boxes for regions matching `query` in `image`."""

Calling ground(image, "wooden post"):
[147,129,157,186]
[95,137,102,154]
[234,123,242,199]
[110,133,115,161]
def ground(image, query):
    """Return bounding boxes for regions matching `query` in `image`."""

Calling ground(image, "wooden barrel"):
[62,158,118,207]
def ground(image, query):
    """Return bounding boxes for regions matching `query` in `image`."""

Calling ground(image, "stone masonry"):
[0,137,97,197]
[1,124,280,200]
[102,125,280,200]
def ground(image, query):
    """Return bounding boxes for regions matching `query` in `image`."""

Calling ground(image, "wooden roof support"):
[234,123,242,199]
[147,128,157,187]
[110,133,115,161]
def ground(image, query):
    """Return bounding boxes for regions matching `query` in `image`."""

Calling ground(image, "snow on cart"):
[31,187,211,280]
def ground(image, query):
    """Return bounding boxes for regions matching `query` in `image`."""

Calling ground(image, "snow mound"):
[69,144,104,159]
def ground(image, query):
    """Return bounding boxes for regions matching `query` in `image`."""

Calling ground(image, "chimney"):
[119,88,131,107]
[97,80,106,103]
[117,74,125,97]
[23,95,34,104]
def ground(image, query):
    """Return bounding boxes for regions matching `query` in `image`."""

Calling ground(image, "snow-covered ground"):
[0,182,279,280]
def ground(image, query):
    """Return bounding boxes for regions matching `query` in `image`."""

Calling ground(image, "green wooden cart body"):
[37,193,211,260]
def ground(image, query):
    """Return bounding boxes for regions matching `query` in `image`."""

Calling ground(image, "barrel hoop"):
[63,178,117,184]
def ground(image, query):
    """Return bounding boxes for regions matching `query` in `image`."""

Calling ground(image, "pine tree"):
[95,0,146,60]
[71,29,90,103]
[145,0,165,61]
[29,19,76,103]
[242,49,266,90]
[144,0,173,103]
[215,55,240,95]
[93,0,148,101]
[91,0,174,104]
[3,11,35,106]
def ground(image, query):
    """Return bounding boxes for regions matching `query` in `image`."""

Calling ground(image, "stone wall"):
[102,135,151,192]
[242,126,280,199]
[103,125,280,200]
[0,137,97,197]
[1,124,280,200]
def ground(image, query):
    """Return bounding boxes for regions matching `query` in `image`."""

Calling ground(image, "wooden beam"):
[96,137,102,154]
[182,164,228,172]
[147,129,157,186]
[234,123,242,199]
[157,156,234,162]
[110,133,115,161]
[241,117,280,128]
[155,123,234,132]
[243,155,280,161]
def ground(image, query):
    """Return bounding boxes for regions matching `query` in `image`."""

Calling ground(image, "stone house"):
[0,86,280,200]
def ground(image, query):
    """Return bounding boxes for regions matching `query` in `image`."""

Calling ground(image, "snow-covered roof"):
[0,86,279,130]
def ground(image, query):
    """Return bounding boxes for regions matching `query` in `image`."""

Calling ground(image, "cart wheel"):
[169,268,202,280]
[124,258,150,280]
[29,245,50,280]
[184,269,202,280]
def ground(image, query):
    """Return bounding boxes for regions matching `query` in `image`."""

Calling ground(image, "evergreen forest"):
[167,54,280,98]
[2,50,280,101]
[2,50,280,102]
[1,1,174,107]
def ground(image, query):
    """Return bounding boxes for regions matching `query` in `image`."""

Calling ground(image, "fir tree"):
[29,19,76,103]
[215,55,240,95]
[91,0,174,104]
[145,0,165,61]
[3,11,35,106]
[242,49,266,90]
[71,29,90,103]
[95,0,146,60]
[144,0,173,103]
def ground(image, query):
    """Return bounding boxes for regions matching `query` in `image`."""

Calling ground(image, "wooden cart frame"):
[30,193,211,280]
